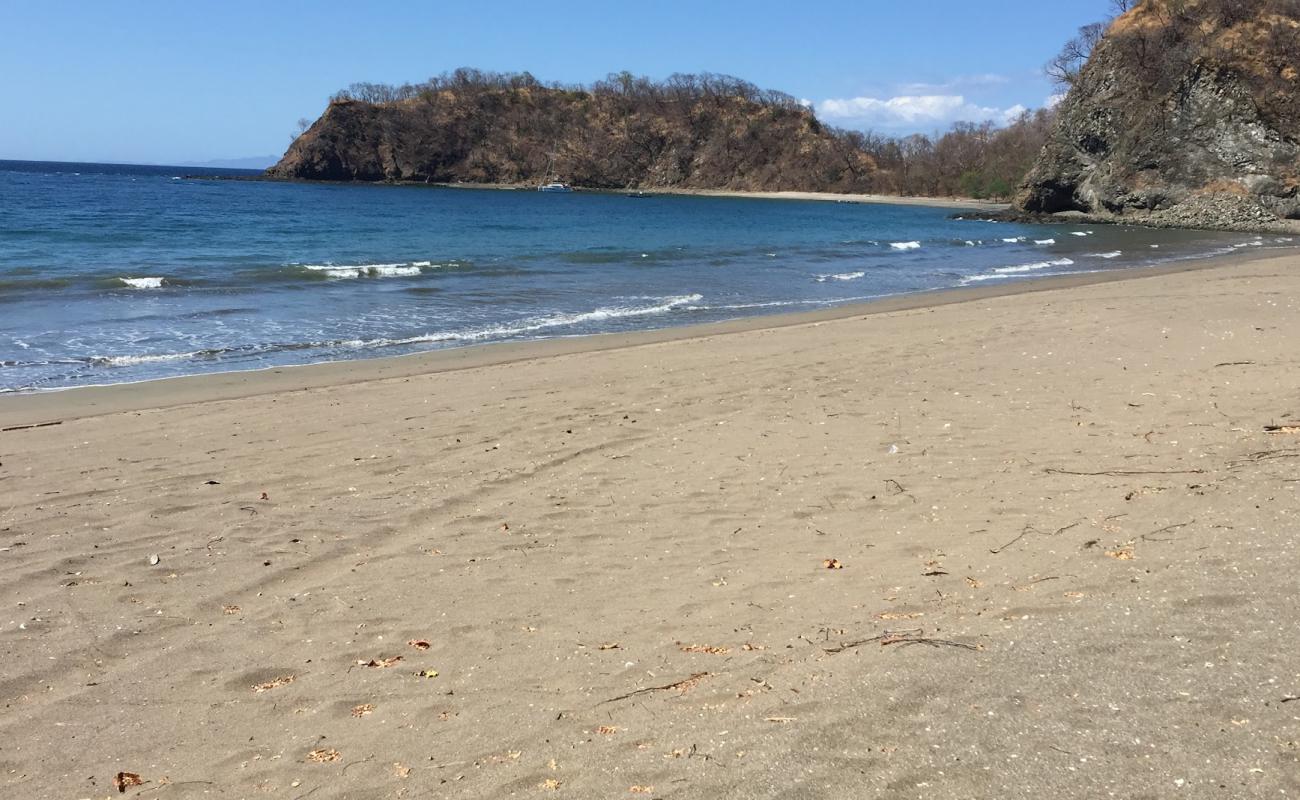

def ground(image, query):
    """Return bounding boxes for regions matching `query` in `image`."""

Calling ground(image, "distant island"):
[269,0,1300,231]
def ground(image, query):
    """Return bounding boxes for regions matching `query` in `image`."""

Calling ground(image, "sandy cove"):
[2,253,1299,798]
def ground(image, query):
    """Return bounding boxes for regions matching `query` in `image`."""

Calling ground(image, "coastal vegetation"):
[270,69,1053,200]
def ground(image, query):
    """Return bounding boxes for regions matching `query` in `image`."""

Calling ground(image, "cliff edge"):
[1016,0,1300,231]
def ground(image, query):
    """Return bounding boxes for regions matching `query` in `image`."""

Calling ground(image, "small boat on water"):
[538,182,573,193]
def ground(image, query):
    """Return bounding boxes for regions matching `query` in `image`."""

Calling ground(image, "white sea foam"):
[1001,236,1027,243]
[890,241,921,250]
[964,240,977,246]
[1277,237,1294,243]
[1089,251,1122,259]
[1069,231,1091,237]
[995,258,1075,274]
[91,351,199,367]
[1034,238,1056,245]
[815,271,866,282]
[302,262,423,279]
[341,294,704,349]
[960,258,1076,284]
[120,277,165,289]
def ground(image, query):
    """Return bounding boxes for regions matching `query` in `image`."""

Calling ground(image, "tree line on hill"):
[295,68,1055,199]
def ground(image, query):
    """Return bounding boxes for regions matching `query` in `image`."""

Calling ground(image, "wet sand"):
[2,252,1299,798]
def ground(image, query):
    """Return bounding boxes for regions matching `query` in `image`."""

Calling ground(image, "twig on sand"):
[1045,467,1205,477]
[600,672,711,704]
[1213,361,1255,368]
[1230,448,1300,468]
[884,479,917,503]
[990,520,1081,555]
[1,420,62,432]
[824,628,980,654]
[1140,520,1195,542]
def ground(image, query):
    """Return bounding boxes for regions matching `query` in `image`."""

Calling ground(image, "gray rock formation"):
[1016,0,1300,231]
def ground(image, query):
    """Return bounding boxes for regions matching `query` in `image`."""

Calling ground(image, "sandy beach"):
[425,181,1010,211]
[3,252,1300,798]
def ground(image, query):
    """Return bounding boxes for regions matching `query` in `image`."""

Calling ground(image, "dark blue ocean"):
[0,159,1288,392]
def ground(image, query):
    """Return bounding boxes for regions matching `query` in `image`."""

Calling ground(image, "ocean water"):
[0,159,1289,392]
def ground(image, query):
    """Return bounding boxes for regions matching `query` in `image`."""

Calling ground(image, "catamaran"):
[538,181,573,193]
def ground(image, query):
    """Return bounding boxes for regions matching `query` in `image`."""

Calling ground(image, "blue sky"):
[0,1,1114,165]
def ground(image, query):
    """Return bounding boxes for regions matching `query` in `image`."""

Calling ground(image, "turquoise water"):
[0,159,1285,392]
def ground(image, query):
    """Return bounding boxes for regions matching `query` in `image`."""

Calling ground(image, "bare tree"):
[1046,21,1108,88]
[290,117,311,142]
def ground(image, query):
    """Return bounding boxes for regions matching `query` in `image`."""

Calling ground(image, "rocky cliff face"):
[1016,0,1300,230]
[268,80,877,193]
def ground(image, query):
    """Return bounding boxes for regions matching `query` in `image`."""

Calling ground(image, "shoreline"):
[247,174,1010,211]
[1,245,1289,428]
[5,243,1300,797]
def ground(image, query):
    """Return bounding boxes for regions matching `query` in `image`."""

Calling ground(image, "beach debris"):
[539,778,562,790]
[222,605,241,615]
[307,748,341,763]
[965,577,983,589]
[408,639,431,650]
[415,669,439,678]
[259,491,270,501]
[824,628,981,654]
[360,656,403,668]
[887,444,900,454]
[1105,544,1136,560]
[1141,520,1195,542]
[113,771,144,793]
[822,558,844,570]
[678,643,730,655]
[595,725,619,735]
[922,559,948,576]
[148,554,160,566]
[597,642,621,650]
[1264,424,1300,434]
[1045,466,1205,477]
[351,703,375,717]
[764,717,796,723]
[630,786,654,794]
[875,611,924,621]
[742,642,765,651]
[1,420,63,433]
[252,675,295,693]
[990,520,1082,554]
[203,480,221,485]
[394,763,412,778]
[601,671,711,704]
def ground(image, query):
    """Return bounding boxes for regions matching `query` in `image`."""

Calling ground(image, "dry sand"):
[2,254,1299,798]
[429,181,1008,211]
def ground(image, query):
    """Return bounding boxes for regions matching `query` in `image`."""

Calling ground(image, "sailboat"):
[537,155,573,192]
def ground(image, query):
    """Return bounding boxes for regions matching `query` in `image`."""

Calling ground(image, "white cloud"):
[815,94,1028,128]
[1045,92,1067,109]
[897,73,1010,94]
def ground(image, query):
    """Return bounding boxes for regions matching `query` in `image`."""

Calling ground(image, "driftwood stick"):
[990,520,1081,554]
[824,628,979,654]
[600,672,710,704]
[1140,520,1195,542]
[1045,467,1205,477]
